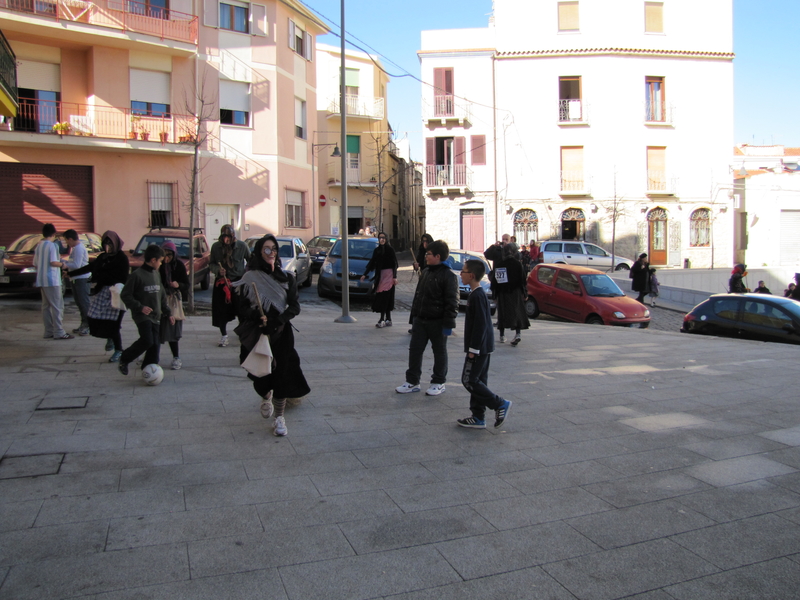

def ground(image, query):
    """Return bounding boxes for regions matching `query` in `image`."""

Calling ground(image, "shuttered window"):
[17,61,61,92]
[647,146,666,190]
[645,2,664,33]
[558,2,579,32]
[561,147,584,191]
[780,210,800,266]
[148,182,178,228]
[288,19,312,60]
[130,69,170,105]
[285,189,306,228]
[294,98,306,139]
[471,135,486,166]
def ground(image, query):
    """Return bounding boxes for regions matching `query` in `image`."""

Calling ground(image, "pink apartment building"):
[0,0,327,249]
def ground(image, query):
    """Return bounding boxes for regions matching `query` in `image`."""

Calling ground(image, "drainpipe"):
[492,54,499,243]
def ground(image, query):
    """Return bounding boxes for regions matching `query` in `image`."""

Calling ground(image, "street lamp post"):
[311,140,341,237]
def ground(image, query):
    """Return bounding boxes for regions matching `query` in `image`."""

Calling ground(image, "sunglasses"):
[262,246,277,255]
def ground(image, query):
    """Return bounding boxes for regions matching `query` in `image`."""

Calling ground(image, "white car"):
[244,235,312,287]
[539,240,633,271]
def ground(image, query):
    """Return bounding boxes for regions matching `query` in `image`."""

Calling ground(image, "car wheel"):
[200,272,210,290]
[317,282,328,298]
[586,315,604,325]
[614,263,630,272]
[302,272,312,287]
[525,297,539,319]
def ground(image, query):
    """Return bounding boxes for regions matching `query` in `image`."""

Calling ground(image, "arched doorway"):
[513,209,538,245]
[648,207,668,265]
[560,208,585,240]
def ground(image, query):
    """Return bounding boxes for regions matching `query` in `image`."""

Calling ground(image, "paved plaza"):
[2,290,800,599]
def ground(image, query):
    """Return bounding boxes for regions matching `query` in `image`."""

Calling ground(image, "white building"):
[419,0,734,268]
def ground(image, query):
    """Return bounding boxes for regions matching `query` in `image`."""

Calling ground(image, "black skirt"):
[211,281,238,327]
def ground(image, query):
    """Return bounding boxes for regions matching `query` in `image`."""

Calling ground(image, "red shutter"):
[471,135,486,165]
[444,68,453,95]
[454,137,466,165]
[426,138,436,165]
[433,68,444,94]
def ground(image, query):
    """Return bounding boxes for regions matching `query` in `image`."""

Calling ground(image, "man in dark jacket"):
[396,240,459,396]
[118,244,173,375]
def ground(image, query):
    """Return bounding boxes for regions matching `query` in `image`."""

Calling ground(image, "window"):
[543,243,562,252]
[564,243,584,254]
[288,19,313,60]
[148,182,178,228]
[585,244,608,257]
[220,80,250,127]
[646,76,665,121]
[712,298,740,321]
[220,109,249,126]
[285,189,306,228]
[471,135,486,166]
[690,208,711,247]
[132,101,170,118]
[220,1,248,32]
[129,0,167,19]
[742,301,792,329]
[558,1,579,32]
[16,88,60,134]
[558,76,582,122]
[645,2,663,33]
[647,146,667,191]
[425,136,466,186]
[295,98,306,139]
[560,146,584,191]
[555,271,580,293]
[537,267,556,286]
[433,67,454,117]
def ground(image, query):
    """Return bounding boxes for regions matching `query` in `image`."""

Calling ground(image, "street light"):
[311,141,340,238]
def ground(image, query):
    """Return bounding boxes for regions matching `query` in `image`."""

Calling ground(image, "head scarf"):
[234,234,288,316]
[161,240,178,285]
[218,225,237,270]
[732,264,746,275]
[101,231,123,255]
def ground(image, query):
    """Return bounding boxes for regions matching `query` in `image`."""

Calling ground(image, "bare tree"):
[355,126,402,234]
[596,169,633,271]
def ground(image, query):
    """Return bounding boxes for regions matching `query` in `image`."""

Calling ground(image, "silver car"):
[539,240,633,271]
[244,235,312,287]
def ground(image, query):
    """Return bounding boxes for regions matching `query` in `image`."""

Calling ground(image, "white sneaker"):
[499,335,506,343]
[260,397,274,419]
[219,335,229,347]
[426,383,446,396]
[384,320,392,327]
[273,416,287,436]
[395,382,421,394]
[171,357,182,370]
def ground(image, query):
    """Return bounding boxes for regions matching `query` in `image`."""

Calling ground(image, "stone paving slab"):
[2,296,800,599]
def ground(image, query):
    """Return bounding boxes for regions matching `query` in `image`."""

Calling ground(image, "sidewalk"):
[2,299,800,599]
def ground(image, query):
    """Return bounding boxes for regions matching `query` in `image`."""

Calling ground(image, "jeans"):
[405,317,448,385]
[120,320,161,367]
[71,278,91,329]
[40,286,65,338]
[461,353,502,420]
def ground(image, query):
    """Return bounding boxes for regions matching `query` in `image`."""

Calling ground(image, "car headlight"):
[322,262,333,274]
[644,309,650,317]
[21,267,37,274]
[613,311,625,319]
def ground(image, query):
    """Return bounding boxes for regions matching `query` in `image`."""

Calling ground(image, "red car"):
[526,263,650,328]
[127,229,211,289]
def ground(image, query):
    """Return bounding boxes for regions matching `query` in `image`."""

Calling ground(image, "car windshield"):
[310,237,335,250]
[277,242,293,258]
[580,274,625,297]
[446,252,488,273]
[135,236,191,258]
[329,239,378,260]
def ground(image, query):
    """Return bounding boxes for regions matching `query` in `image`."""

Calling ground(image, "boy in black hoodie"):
[118,245,173,375]
[457,259,511,429]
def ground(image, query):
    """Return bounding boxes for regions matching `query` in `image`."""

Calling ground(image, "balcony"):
[327,94,384,120]
[646,171,678,195]
[0,0,198,45]
[326,155,362,186]
[423,95,472,126]
[560,171,591,195]
[3,99,199,146]
[558,99,588,125]
[644,102,674,126]
[0,31,17,117]
[425,164,472,193]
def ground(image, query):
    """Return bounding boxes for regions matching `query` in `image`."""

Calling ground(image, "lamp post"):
[334,0,356,323]
[311,141,340,237]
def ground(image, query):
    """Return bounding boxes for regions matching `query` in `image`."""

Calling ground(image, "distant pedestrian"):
[361,232,398,328]
[34,223,72,340]
[483,233,511,269]
[233,234,310,437]
[753,280,771,294]
[210,225,250,347]
[630,253,650,303]
[785,282,797,298]
[67,231,130,361]
[648,268,660,306]
[413,233,433,273]
[159,241,188,370]
[529,241,540,267]
[520,245,531,273]
[492,242,529,346]
[118,244,173,376]
[790,274,800,301]
[396,240,459,396]
[61,229,90,336]
[729,264,749,293]
[456,259,511,430]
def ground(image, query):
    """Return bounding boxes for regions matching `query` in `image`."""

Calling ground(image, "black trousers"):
[121,320,161,367]
[461,353,502,420]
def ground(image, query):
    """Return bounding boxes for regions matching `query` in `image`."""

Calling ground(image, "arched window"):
[560,207,585,240]
[513,209,538,245]
[690,208,711,247]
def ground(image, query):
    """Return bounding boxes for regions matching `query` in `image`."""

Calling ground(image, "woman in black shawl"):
[158,241,189,370]
[67,230,129,362]
[360,232,398,328]
[413,233,433,273]
[492,242,530,346]
[233,235,309,437]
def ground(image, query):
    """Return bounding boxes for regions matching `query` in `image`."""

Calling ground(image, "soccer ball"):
[142,364,164,386]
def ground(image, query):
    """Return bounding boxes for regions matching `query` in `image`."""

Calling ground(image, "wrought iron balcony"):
[646,170,678,195]
[644,102,674,125]
[560,171,592,195]
[425,164,472,191]
[0,0,198,44]
[423,95,472,125]
[327,94,384,120]
[0,31,18,118]
[558,99,588,123]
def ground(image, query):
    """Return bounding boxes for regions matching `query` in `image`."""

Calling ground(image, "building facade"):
[419,0,734,268]
[0,0,327,249]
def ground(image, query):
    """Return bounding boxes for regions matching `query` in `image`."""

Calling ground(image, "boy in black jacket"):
[457,259,511,429]
[118,245,173,375]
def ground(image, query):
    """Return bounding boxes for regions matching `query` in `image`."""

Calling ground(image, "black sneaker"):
[457,416,486,429]
[105,339,114,351]
[118,362,129,376]
[510,335,521,347]
[494,399,512,428]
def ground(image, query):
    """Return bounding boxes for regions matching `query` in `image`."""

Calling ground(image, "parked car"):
[128,229,210,289]
[539,240,633,271]
[681,293,800,345]
[244,235,312,287]
[444,249,496,315]
[307,235,338,272]
[317,236,379,299]
[526,263,650,327]
[0,232,103,293]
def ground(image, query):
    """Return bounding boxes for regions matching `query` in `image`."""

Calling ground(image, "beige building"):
[0,0,327,249]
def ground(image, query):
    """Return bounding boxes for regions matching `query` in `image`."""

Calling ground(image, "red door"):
[461,209,484,252]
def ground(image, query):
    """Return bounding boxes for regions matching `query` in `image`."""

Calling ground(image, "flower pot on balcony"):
[139,131,150,141]
[129,131,137,139]
[52,122,71,136]
[159,131,169,144]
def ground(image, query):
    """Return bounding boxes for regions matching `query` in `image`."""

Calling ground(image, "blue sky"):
[303,0,799,158]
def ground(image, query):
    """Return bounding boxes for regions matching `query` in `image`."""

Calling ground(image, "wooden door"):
[648,210,668,265]
[461,209,484,252]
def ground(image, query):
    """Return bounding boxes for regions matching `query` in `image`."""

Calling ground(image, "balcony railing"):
[560,170,591,194]
[645,102,674,125]
[328,94,384,120]
[423,95,472,124]
[425,164,471,189]
[0,31,18,117]
[558,99,587,123]
[326,155,361,185]
[6,99,199,145]
[646,170,678,195]
[0,0,198,44]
